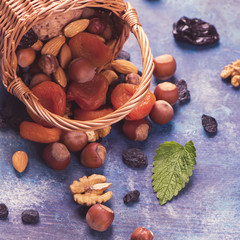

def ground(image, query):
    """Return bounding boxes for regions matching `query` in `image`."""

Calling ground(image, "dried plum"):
[201,114,218,133]
[122,148,148,168]
[0,203,9,220]
[123,190,140,204]
[176,79,190,103]
[21,209,39,224]
[18,29,38,48]
[116,50,130,61]
[173,16,219,46]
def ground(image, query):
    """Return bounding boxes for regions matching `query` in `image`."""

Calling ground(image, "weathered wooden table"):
[0,0,240,239]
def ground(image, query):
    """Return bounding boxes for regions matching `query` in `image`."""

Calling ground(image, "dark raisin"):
[123,190,140,204]
[137,70,142,77]
[18,29,38,48]
[173,16,219,46]
[176,79,191,103]
[21,210,39,224]
[116,50,130,61]
[0,203,9,220]
[122,148,148,168]
[201,114,218,133]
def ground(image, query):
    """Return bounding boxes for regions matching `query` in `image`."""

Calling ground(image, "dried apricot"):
[20,121,62,143]
[67,73,108,110]
[111,83,156,120]
[29,81,66,126]
[74,107,113,121]
[69,32,112,67]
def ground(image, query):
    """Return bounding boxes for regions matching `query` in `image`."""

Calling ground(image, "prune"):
[0,203,9,219]
[21,209,39,224]
[18,29,38,48]
[201,114,218,133]
[173,16,219,46]
[123,190,140,204]
[116,50,130,61]
[176,79,190,103]
[122,148,148,168]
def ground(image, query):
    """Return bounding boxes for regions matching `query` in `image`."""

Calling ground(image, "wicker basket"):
[0,0,154,131]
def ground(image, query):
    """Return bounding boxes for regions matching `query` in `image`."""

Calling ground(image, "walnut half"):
[70,174,112,206]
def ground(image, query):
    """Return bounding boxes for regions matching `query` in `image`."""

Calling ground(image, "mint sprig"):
[152,141,196,205]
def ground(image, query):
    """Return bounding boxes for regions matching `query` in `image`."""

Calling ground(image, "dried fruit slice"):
[69,32,112,67]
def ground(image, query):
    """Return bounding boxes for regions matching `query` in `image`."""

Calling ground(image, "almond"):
[111,59,138,74]
[64,19,90,38]
[59,43,72,69]
[41,35,66,56]
[31,40,43,51]
[101,70,118,84]
[53,66,67,87]
[12,151,28,173]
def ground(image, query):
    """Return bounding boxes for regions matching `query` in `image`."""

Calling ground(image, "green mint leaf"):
[152,141,196,205]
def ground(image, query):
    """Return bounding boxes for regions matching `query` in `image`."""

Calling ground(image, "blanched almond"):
[12,151,28,173]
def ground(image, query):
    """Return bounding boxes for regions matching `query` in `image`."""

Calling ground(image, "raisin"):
[0,203,9,220]
[122,148,148,168]
[173,16,219,46]
[123,190,140,204]
[176,79,191,103]
[18,29,38,48]
[22,210,39,224]
[116,50,130,61]
[201,114,218,133]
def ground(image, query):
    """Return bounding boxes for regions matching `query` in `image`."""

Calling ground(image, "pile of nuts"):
[220,59,240,87]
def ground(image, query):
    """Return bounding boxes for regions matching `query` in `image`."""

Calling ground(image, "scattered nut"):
[86,204,114,232]
[12,151,28,173]
[38,54,59,75]
[131,227,154,240]
[70,174,112,206]
[80,143,106,169]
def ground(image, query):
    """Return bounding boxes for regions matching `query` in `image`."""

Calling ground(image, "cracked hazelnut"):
[38,54,59,75]
[43,142,71,170]
[153,54,176,80]
[61,130,88,152]
[122,119,151,141]
[17,47,36,68]
[80,143,106,168]
[131,227,154,240]
[86,204,114,232]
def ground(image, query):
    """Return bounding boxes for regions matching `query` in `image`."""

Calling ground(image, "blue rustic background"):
[0,0,240,239]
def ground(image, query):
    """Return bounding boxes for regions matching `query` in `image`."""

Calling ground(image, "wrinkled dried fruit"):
[18,29,38,48]
[173,16,219,46]
[0,203,9,220]
[201,114,218,133]
[176,79,191,103]
[21,210,39,224]
[122,148,148,168]
[123,190,140,204]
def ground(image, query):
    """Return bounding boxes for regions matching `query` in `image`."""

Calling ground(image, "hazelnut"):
[38,54,59,75]
[43,142,71,170]
[122,119,151,141]
[154,82,179,105]
[61,130,88,152]
[125,73,142,85]
[131,227,154,240]
[29,73,51,89]
[16,48,36,68]
[153,54,176,80]
[86,204,114,232]
[87,18,107,35]
[80,142,106,169]
[149,100,174,125]
[68,58,95,83]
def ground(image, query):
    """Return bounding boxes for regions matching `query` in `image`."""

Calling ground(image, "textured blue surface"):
[1,0,240,239]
